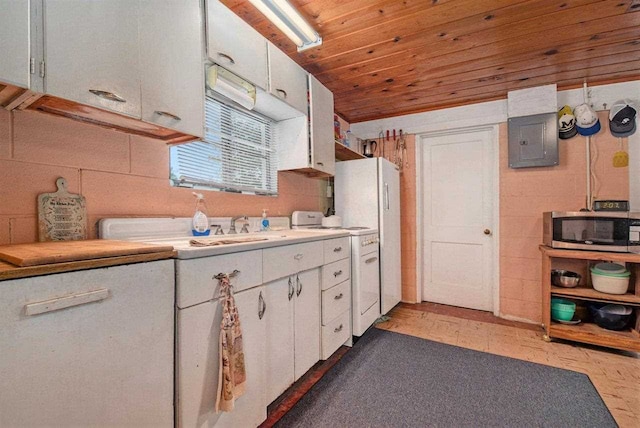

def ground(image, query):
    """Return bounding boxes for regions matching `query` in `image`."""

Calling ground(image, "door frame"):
[415,125,500,316]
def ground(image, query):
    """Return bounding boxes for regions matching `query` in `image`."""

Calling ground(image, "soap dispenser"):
[260,209,270,231]
[192,192,211,236]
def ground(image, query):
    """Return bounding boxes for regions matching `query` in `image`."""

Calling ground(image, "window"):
[170,96,278,195]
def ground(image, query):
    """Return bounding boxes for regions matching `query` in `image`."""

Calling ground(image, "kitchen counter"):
[0,241,176,281]
[136,229,351,259]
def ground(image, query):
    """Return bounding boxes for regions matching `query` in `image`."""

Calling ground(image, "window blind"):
[170,97,278,195]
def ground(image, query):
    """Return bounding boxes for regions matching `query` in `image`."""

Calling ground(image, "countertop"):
[136,229,351,259]
[0,249,176,281]
[0,230,350,280]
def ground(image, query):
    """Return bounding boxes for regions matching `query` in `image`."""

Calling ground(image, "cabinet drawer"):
[321,309,350,360]
[321,258,350,291]
[263,241,323,283]
[176,250,262,309]
[321,280,351,325]
[323,237,350,264]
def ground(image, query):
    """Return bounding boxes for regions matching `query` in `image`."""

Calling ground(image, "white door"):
[44,0,141,117]
[206,0,268,90]
[268,43,308,114]
[139,0,204,137]
[309,75,335,175]
[379,158,402,314]
[1,262,174,427]
[176,285,267,428]
[293,268,321,379]
[0,0,29,88]
[264,276,295,404]
[421,128,495,311]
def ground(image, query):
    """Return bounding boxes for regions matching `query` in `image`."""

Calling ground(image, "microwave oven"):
[543,211,640,253]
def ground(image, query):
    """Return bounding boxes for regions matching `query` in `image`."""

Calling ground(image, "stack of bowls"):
[551,298,576,322]
[588,303,633,330]
[590,262,630,295]
[551,269,581,288]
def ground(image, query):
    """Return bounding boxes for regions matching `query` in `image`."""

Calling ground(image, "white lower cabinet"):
[0,261,175,427]
[265,268,321,404]
[176,285,267,428]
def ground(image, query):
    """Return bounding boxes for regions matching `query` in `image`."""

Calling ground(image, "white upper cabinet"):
[309,75,335,175]
[0,0,30,88]
[43,0,142,118]
[139,0,204,137]
[267,42,308,114]
[206,0,268,90]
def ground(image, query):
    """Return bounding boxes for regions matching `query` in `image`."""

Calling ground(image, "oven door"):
[552,213,629,252]
[358,249,380,315]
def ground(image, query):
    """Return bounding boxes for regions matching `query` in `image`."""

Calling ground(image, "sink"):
[190,236,271,247]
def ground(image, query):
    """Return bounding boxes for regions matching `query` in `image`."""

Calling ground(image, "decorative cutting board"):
[0,240,175,267]
[38,177,87,242]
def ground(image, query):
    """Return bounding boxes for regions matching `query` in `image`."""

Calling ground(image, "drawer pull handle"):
[317,162,324,166]
[214,269,240,280]
[333,247,342,252]
[334,293,344,300]
[276,88,287,99]
[258,291,266,319]
[25,288,109,316]
[334,324,343,333]
[365,257,378,264]
[288,277,294,301]
[333,270,343,277]
[155,110,182,121]
[294,253,304,261]
[89,89,126,103]
[217,52,235,64]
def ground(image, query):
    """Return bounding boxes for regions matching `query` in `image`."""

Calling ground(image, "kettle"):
[362,140,377,157]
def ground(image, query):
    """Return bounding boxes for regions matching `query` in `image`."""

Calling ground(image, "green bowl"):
[551,298,576,321]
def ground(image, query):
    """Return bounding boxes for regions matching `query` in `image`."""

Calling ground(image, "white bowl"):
[591,272,630,295]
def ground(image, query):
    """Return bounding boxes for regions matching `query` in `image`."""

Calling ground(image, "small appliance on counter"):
[543,208,640,253]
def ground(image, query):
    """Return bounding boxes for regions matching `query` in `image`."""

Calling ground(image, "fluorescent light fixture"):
[206,65,256,110]
[248,0,322,51]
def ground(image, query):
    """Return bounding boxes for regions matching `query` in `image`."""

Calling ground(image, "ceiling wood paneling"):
[221,0,640,123]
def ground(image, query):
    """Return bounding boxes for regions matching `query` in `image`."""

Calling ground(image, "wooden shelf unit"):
[540,245,640,353]
[335,141,365,161]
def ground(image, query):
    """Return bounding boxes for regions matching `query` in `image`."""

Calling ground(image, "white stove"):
[292,211,381,336]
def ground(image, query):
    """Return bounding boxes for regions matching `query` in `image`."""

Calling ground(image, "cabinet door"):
[0,261,174,427]
[294,268,321,379]
[268,42,308,114]
[309,75,335,175]
[176,285,267,428]
[264,276,295,403]
[44,0,141,117]
[139,0,204,137]
[0,0,29,87]
[206,0,268,90]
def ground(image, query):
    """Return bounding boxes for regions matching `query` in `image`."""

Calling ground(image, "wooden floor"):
[263,302,640,428]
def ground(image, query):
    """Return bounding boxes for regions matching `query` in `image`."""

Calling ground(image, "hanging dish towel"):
[215,275,246,412]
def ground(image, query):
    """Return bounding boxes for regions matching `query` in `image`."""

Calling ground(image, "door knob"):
[484,229,492,235]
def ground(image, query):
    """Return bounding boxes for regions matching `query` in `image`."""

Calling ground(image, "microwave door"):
[552,216,629,252]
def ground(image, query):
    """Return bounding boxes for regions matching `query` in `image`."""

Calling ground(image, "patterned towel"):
[215,275,246,413]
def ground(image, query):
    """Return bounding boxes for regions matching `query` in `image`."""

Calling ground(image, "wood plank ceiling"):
[221,0,640,123]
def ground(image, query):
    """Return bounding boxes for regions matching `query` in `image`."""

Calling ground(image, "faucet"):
[229,216,249,234]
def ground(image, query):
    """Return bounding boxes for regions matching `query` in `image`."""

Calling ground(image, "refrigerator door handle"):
[385,183,390,210]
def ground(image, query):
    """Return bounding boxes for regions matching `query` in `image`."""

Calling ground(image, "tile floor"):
[377,303,640,428]
[264,302,640,427]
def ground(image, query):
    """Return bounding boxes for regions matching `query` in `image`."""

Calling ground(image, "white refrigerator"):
[335,157,402,314]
